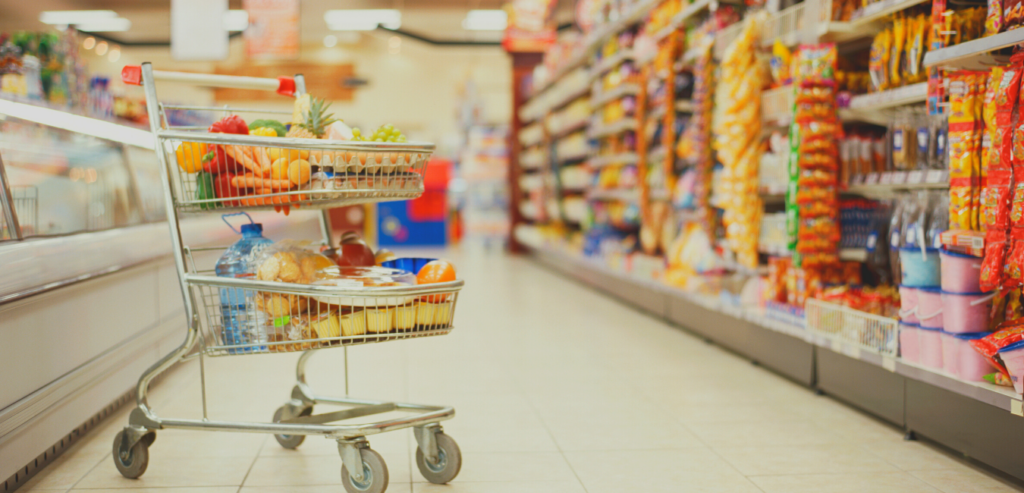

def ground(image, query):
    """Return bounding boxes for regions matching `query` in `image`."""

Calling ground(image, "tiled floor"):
[16,249,1024,493]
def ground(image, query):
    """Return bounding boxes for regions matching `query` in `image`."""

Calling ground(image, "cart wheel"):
[112,430,150,479]
[341,447,389,493]
[273,406,312,449]
[415,432,461,484]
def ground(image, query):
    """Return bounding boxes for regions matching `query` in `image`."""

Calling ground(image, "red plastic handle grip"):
[276,76,295,96]
[122,65,142,85]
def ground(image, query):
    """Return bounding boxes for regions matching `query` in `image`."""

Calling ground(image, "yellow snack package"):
[891,14,907,87]
[951,186,974,229]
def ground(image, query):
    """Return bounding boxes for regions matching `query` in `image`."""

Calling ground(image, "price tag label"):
[865,173,881,185]
[925,169,944,183]
[882,357,897,372]
[844,345,861,359]
[972,236,985,249]
[831,339,842,353]
[880,172,895,185]
[907,170,925,183]
[1012,399,1023,417]
[890,171,909,184]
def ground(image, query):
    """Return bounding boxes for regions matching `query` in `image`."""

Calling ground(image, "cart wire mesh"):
[805,298,899,357]
[157,105,432,213]
[185,247,461,357]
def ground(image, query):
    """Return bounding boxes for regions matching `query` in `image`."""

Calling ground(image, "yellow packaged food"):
[950,186,974,229]
[870,29,891,91]
[891,14,907,87]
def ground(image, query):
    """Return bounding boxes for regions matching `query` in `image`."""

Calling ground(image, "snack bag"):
[970,321,1024,374]
[1004,237,1024,288]
[980,230,1008,292]
[988,0,1005,35]
[870,29,891,91]
[891,15,907,87]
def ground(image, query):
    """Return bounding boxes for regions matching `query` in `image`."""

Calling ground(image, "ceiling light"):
[388,36,401,48]
[462,10,507,31]
[224,10,248,32]
[108,47,121,62]
[76,18,132,32]
[95,41,108,56]
[324,9,401,31]
[40,10,116,25]
[82,37,96,49]
[323,34,338,47]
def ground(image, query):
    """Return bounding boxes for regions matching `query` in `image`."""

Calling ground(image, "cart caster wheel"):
[112,430,151,479]
[341,447,389,493]
[273,406,312,449]
[416,432,462,484]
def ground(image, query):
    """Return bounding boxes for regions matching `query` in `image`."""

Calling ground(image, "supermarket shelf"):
[589,50,635,81]
[838,248,869,262]
[653,0,724,42]
[676,99,695,112]
[817,0,929,42]
[556,150,590,164]
[647,106,666,122]
[549,118,591,139]
[839,83,928,125]
[923,29,1024,70]
[548,84,593,113]
[519,153,546,170]
[648,146,666,163]
[591,84,641,108]
[759,245,792,257]
[845,171,949,197]
[528,0,661,99]
[589,118,638,139]
[589,152,639,168]
[587,188,639,202]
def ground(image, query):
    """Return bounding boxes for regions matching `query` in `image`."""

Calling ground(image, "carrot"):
[255,147,272,170]
[224,145,266,176]
[231,174,293,190]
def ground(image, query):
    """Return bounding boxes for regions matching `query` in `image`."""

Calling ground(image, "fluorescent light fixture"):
[462,10,507,30]
[324,9,401,31]
[82,37,96,49]
[323,34,338,47]
[40,10,117,25]
[77,18,132,32]
[224,10,249,31]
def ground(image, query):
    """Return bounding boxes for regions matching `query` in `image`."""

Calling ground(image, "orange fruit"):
[270,158,290,181]
[288,159,311,185]
[416,260,456,303]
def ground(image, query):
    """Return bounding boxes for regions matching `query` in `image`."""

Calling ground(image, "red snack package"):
[1005,237,1024,288]
[981,230,1008,292]
[970,321,1024,375]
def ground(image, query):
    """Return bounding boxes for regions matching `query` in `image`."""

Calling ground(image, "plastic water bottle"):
[215,215,273,353]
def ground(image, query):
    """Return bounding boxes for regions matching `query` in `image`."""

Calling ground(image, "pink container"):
[919,327,944,369]
[940,250,984,293]
[899,286,919,324]
[899,323,921,363]
[917,287,944,330]
[997,340,1024,395]
[952,332,995,381]
[941,291,996,333]
[941,332,960,375]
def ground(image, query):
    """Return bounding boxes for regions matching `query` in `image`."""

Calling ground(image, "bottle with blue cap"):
[215,213,274,353]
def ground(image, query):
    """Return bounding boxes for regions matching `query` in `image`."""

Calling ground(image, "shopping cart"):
[114,63,464,493]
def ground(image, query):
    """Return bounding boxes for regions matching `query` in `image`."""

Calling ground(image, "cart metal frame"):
[113,63,462,492]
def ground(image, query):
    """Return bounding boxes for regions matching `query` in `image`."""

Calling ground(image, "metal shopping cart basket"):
[112,63,464,493]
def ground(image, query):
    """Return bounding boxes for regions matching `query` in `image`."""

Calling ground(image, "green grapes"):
[351,124,406,142]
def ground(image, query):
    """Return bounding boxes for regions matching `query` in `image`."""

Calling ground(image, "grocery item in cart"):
[214,214,274,352]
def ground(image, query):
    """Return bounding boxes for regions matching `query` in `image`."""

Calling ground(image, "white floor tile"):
[18,249,1020,493]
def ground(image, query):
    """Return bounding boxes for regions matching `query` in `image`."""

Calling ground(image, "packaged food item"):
[770,39,792,85]
[981,230,1008,291]
[970,321,1024,374]
[983,372,1015,386]
[988,0,1005,35]
[870,29,891,91]
[1003,237,1024,287]
[890,14,907,87]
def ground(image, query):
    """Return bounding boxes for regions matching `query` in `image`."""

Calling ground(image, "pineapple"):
[287,96,337,139]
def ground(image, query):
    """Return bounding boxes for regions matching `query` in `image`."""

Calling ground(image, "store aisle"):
[15,249,1024,493]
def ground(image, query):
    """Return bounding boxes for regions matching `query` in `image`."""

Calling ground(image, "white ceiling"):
[0,0,576,45]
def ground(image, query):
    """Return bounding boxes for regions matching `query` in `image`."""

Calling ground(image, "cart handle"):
[121,65,296,96]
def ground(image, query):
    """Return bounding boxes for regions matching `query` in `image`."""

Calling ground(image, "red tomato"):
[417,260,456,302]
